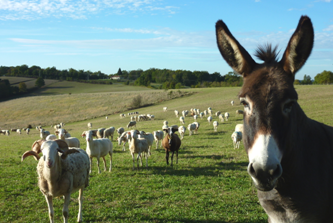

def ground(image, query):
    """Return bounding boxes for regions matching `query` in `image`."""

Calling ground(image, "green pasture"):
[0,84,332,222]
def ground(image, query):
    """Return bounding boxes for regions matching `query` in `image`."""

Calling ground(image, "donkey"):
[216,16,333,222]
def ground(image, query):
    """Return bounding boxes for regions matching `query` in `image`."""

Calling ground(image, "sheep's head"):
[163,127,178,146]
[82,130,93,142]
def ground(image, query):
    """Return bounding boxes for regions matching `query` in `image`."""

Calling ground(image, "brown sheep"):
[162,126,181,166]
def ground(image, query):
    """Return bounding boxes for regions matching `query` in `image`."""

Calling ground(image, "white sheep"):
[178,126,186,139]
[219,114,225,122]
[163,107,168,112]
[128,130,149,170]
[46,134,57,141]
[117,131,131,151]
[193,114,198,121]
[0,130,10,136]
[235,124,244,134]
[82,130,113,174]
[199,112,204,119]
[231,100,235,106]
[179,116,185,125]
[87,122,92,128]
[21,140,90,223]
[163,120,169,126]
[39,129,50,140]
[203,110,207,117]
[236,110,244,116]
[193,122,200,134]
[225,112,230,121]
[120,113,125,118]
[103,127,115,141]
[56,128,80,148]
[174,110,179,118]
[25,128,30,135]
[213,121,219,132]
[96,128,106,139]
[215,111,221,117]
[187,123,196,136]
[153,130,164,149]
[138,131,154,155]
[127,121,136,129]
[207,116,212,125]
[117,127,125,136]
[16,129,21,134]
[182,110,188,117]
[231,131,242,149]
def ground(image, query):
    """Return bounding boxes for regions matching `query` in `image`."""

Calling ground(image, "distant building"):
[110,75,123,80]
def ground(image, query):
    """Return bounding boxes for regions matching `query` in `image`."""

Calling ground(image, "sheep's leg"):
[96,157,101,174]
[102,156,107,171]
[77,189,83,222]
[146,153,148,168]
[45,195,54,223]
[137,153,141,169]
[62,193,70,223]
[109,152,112,172]
[89,157,93,174]
[171,151,174,166]
[176,150,178,164]
[156,141,158,150]
[166,151,169,165]
[131,153,135,170]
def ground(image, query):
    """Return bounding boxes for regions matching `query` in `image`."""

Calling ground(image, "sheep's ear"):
[21,150,40,161]
[64,130,68,133]
[163,128,169,133]
[55,131,59,135]
[58,148,79,159]
[55,139,68,150]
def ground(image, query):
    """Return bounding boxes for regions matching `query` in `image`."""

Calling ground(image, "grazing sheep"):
[235,124,244,134]
[182,110,188,117]
[25,128,30,135]
[0,130,10,136]
[16,129,21,134]
[106,116,108,120]
[96,128,106,139]
[117,127,125,136]
[138,131,154,155]
[199,112,204,119]
[162,126,181,166]
[193,122,200,134]
[196,109,200,115]
[82,130,113,174]
[127,121,136,129]
[231,131,242,149]
[174,110,179,118]
[179,116,185,125]
[128,130,149,170]
[117,131,131,151]
[213,121,219,132]
[236,110,244,116]
[153,130,164,149]
[21,140,90,223]
[215,111,221,117]
[231,100,234,106]
[163,107,168,112]
[193,115,198,121]
[120,113,125,118]
[178,126,186,139]
[87,122,92,128]
[219,114,225,122]
[224,112,230,121]
[207,116,213,125]
[39,129,50,140]
[103,127,115,141]
[163,120,168,126]
[203,110,207,117]
[187,123,196,136]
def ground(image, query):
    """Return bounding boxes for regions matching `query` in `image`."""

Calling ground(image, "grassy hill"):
[0,84,332,222]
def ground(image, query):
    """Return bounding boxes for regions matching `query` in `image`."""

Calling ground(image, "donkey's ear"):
[216,20,256,77]
[280,16,314,78]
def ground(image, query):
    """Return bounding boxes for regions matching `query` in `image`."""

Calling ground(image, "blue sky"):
[0,0,332,80]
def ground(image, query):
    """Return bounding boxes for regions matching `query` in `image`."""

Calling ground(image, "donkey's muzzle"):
[248,162,282,191]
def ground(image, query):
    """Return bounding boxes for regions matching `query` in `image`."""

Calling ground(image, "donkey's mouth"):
[252,179,277,191]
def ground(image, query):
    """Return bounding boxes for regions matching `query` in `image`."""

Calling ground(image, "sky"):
[0,0,332,80]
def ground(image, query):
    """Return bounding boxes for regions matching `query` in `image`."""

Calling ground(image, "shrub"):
[130,95,142,108]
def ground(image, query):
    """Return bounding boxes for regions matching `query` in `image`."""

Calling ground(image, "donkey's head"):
[216,16,314,191]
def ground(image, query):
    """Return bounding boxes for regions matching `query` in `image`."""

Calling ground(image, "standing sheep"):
[21,140,90,223]
[231,100,234,106]
[174,110,179,118]
[162,126,181,166]
[103,127,115,141]
[87,122,92,128]
[219,114,224,122]
[153,130,164,149]
[178,126,186,139]
[179,116,185,125]
[163,107,168,112]
[128,130,149,170]
[127,121,136,129]
[117,127,125,136]
[213,121,219,132]
[187,123,196,136]
[207,116,213,125]
[117,131,131,151]
[231,131,242,149]
[82,130,113,174]
[224,112,230,121]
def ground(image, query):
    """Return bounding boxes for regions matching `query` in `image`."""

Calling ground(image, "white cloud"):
[323,25,333,31]
[0,0,178,20]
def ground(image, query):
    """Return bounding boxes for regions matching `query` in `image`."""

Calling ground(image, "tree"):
[19,82,27,92]
[302,74,312,85]
[314,70,333,84]
[35,77,45,88]
[117,68,123,76]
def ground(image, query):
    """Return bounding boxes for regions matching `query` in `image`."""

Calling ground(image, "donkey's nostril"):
[248,163,256,177]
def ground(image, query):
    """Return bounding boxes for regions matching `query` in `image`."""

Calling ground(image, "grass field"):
[0,84,332,222]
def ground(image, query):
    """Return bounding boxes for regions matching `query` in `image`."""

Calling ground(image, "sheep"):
[131,116,136,121]
[117,131,131,151]
[16,129,21,134]
[127,121,136,129]
[203,110,207,117]
[56,128,80,148]
[187,123,196,136]
[138,131,154,155]
[120,113,125,118]
[235,110,244,116]
[36,125,42,131]
[26,128,30,135]
[199,112,204,119]
[193,122,200,134]
[40,129,50,140]
[219,114,225,122]
[235,124,244,134]
[21,140,90,223]
[174,110,179,118]
[105,116,108,120]
[96,128,106,139]
[162,126,181,166]
[179,116,185,125]
[196,109,200,115]
[46,134,57,141]
[231,131,242,149]
[224,112,230,121]
[178,126,186,139]
[11,128,17,132]
[213,121,219,132]
[163,120,169,126]
[163,107,168,112]
[87,122,92,128]
[182,110,188,117]
[117,127,125,136]
[215,111,221,117]
[148,114,154,120]
[153,130,164,149]
[231,100,235,106]
[193,114,198,121]
[82,130,113,174]
[128,130,149,170]
[0,130,10,136]
[103,127,115,141]
[207,116,212,125]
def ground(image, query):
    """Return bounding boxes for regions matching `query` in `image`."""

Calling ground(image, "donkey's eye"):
[240,99,250,109]
[283,101,294,114]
